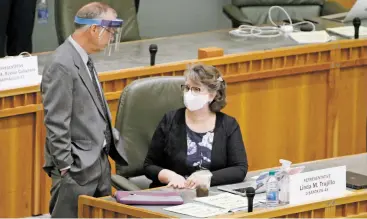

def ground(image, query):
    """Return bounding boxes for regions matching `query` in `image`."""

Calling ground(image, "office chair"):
[223,0,347,27]
[111,76,185,191]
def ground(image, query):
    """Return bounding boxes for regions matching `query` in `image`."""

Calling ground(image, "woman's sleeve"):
[143,114,168,182]
[211,118,248,186]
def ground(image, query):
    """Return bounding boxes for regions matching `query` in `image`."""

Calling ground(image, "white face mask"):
[184,90,209,111]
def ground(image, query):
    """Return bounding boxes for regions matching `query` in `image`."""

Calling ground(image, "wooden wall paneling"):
[0,114,34,217]
[220,52,330,170]
[325,43,340,158]
[32,92,51,216]
[32,92,42,215]
[335,44,367,156]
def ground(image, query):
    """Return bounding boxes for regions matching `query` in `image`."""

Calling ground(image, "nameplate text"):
[289,166,346,205]
[0,56,41,91]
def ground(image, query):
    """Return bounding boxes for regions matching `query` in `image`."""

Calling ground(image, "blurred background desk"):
[36,17,367,72]
[37,29,300,72]
[1,22,367,217]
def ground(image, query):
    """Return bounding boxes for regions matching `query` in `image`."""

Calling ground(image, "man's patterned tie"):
[87,57,111,154]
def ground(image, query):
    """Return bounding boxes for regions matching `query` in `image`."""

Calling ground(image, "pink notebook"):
[114,191,184,205]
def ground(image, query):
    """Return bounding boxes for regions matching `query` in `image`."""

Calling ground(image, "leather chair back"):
[54,0,140,45]
[232,0,325,7]
[115,76,185,178]
[232,0,325,25]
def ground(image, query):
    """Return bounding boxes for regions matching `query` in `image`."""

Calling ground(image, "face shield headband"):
[74,16,124,56]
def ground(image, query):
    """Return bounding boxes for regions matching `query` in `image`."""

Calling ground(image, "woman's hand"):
[185,170,212,189]
[184,176,199,189]
[167,173,186,189]
[158,169,186,189]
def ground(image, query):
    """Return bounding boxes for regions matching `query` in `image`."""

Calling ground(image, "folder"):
[114,191,184,205]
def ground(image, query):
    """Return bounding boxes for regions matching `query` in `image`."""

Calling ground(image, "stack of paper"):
[164,203,228,218]
[289,31,332,44]
[326,26,367,39]
[164,193,260,218]
[194,193,250,210]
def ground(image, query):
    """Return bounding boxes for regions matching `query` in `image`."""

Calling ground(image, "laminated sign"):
[0,55,41,91]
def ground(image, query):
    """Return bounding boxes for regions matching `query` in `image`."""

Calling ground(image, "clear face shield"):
[74,16,124,56]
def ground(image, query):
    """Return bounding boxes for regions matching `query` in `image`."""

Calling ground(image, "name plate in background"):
[289,166,346,205]
[0,56,41,91]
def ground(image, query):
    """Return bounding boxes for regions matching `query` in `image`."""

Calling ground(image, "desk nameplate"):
[289,166,346,205]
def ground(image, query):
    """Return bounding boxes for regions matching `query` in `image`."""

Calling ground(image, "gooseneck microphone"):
[246,187,256,213]
[353,17,361,39]
[149,44,158,66]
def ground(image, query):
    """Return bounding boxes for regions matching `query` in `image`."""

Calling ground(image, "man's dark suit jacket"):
[144,108,248,188]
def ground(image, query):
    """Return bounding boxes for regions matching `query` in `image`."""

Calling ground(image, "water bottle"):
[266,170,279,207]
[37,0,48,24]
[279,159,291,204]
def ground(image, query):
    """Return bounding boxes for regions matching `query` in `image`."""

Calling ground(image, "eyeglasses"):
[102,27,116,35]
[181,85,202,95]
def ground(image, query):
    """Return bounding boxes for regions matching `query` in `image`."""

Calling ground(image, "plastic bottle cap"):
[269,170,276,176]
[280,159,292,168]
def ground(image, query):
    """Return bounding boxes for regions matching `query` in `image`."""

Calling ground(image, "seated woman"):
[143,63,248,188]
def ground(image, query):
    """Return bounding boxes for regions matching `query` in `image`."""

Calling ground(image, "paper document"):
[164,203,228,218]
[194,193,255,210]
[326,26,367,39]
[289,31,332,44]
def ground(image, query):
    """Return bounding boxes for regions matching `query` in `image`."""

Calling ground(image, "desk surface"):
[36,18,367,75]
[106,153,367,218]
[36,29,298,74]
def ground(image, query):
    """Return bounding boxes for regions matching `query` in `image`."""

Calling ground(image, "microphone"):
[246,187,256,213]
[353,17,361,39]
[149,44,158,66]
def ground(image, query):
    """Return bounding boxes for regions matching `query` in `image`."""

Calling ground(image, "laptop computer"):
[346,171,367,190]
[321,0,367,23]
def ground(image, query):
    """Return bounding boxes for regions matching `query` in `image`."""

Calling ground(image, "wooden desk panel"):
[1,39,367,217]
[78,191,367,218]
[231,72,329,169]
[331,0,356,9]
[0,114,34,217]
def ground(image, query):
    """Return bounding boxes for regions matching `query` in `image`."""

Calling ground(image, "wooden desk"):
[331,0,356,10]
[1,30,367,217]
[78,153,367,218]
[79,191,367,218]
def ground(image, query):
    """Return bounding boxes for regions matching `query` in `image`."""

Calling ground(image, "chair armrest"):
[322,1,348,16]
[111,174,141,191]
[223,4,253,27]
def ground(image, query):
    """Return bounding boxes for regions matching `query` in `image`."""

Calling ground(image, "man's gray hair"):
[74,2,116,30]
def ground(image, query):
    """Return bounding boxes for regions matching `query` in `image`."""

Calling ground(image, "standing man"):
[0,0,37,57]
[41,2,128,218]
